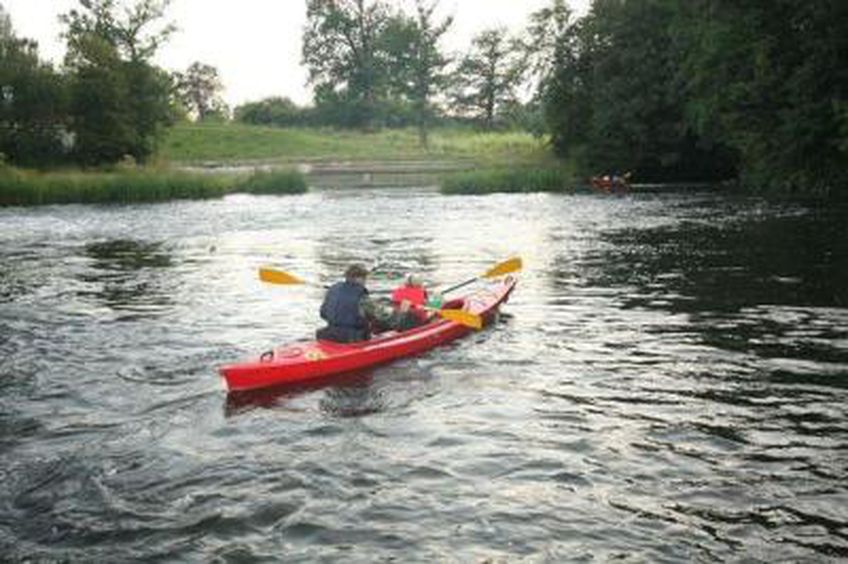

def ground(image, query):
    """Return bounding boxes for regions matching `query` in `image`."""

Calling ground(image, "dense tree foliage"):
[519,0,572,100]
[676,0,848,191]
[234,97,309,127]
[543,0,847,192]
[0,6,69,166]
[302,0,393,129]
[302,0,458,134]
[61,0,176,165]
[450,28,524,130]
[543,0,735,181]
[382,0,452,145]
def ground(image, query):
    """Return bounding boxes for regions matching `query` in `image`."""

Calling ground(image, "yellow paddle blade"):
[483,256,522,279]
[435,308,483,330]
[259,267,306,285]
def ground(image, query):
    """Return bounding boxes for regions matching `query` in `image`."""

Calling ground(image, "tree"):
[234,96,306,127]
[675,0,848,192]
[520,0,573,99]
[450,28,524,129]
[541,15,586,156]
[302,0,393,129]
[542,0,737,181]
[0,5,69,166]
[173,62,227,121]
[382,0,452,146]
[60,0,176,164]
[0,5,11,40]
[581,0,687,175]
[62,0,176,65]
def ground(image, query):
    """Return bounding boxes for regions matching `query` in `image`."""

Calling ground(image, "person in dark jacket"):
[316,264,389,343]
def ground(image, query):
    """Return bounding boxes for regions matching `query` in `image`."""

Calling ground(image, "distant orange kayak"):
[591,173,631,193]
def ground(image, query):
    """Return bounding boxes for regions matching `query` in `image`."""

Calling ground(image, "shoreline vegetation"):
[440,165,576,195]
[0,166,306,207]
[1,124,564,206]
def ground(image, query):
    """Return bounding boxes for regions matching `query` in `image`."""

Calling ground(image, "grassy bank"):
[440,164,577,195]
[0,167,306,207]
[161,123,554,166]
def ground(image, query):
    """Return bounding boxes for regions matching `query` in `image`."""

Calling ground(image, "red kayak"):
[591,173,631,193]
[220,276,517,392]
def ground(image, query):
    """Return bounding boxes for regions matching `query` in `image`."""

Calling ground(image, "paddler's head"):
[404,273,423,287]
[345,264,369,285]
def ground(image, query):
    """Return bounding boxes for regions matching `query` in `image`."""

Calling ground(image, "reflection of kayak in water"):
[591,172,632,193]
[223,369,376,416]
[219,277,517,393]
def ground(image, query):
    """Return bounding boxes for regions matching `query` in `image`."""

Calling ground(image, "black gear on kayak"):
[318,281,369,342]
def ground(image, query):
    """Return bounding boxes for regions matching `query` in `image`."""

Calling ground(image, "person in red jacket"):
[390,273,431,330]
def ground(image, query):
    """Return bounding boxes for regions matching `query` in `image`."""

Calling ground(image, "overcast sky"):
[2,0,590,107]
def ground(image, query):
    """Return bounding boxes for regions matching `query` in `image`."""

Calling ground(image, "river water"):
[1,187,846,561]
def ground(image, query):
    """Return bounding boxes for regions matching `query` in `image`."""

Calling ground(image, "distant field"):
[159,123,555,166]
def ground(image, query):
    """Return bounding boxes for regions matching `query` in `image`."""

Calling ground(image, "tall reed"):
[0,166,307,206]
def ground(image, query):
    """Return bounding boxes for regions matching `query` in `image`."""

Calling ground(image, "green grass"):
[0,166,307,207]
[440,164,577,195]
[160,122,554,166]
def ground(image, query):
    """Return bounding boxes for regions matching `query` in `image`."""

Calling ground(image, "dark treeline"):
[544,0,848,190]
[2,0,171,167]
[2,0,846,193]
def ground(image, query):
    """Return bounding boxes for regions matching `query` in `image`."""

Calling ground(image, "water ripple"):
[1,191,847,560]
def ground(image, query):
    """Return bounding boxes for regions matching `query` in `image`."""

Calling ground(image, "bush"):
[234,169,308,195]
[440,165,575,195]
[234,97,309,127]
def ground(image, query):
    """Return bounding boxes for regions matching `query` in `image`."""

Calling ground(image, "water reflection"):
[224,370,376,417]
[314,226,438,290]
[85,239,173,270]
[0,265,30,303]
[76,239,175,316]
[573,205,848,385]
[598,206,848,311]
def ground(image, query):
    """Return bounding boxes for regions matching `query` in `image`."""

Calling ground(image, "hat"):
[345,264,369,280]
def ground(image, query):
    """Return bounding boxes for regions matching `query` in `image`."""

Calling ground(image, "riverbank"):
[1,125,574,205]
[161,123,555,168]
[0,167,306,207]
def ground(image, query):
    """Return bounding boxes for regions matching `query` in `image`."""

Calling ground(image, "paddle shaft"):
[441,277,477,296]
[440,257,522,295]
